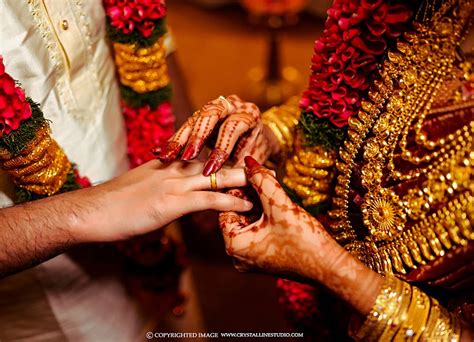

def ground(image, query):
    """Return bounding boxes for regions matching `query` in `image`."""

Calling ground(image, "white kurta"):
[0,0,150,340]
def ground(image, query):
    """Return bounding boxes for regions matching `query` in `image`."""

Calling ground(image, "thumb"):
[244,156,287,214]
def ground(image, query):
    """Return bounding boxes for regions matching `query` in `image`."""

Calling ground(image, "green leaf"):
[120,84,172,109]
[298,112,346,151]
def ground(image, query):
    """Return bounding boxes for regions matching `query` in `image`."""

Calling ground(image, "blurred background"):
[163,0,330,334]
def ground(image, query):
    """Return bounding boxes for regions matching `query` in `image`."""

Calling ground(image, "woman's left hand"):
[154,95,279,176]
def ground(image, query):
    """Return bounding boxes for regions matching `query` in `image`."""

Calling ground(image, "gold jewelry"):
[394,287,431,341]
[210,172,218,191]
[113,37,170,93]
[218,96,232,112]
[261,96,301,156]
[355,275,406,340]
[282,132,336,207]
[355,275,461,341]
[0,124,71,196]
[326,0,474,273]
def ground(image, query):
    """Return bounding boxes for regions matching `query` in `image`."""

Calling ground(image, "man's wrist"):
[60,186,111,244]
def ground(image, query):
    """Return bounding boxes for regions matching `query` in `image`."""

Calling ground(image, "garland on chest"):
[0,0,185,304]
[103,0,175,168]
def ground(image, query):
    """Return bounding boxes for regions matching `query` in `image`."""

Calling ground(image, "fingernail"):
[203,160,218,177]
[244,201,253,209]
[158,142,181,162]
[181,144,198,161]
[203,149,229,176]
[244,156,260,168]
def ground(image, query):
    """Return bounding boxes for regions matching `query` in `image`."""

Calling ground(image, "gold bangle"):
[261,96,301,156]
[355,275,403,341]
[379,279,412,340]
[265,120,287,152]
[394,287,431,341]
[420,298,442,341]
[356,276,461,342]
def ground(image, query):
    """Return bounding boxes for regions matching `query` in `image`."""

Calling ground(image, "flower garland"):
[103,0,175,168]
[0,56,88,202]
[0,0,184,314]
[298,0,411,149]
[103,0,187,311]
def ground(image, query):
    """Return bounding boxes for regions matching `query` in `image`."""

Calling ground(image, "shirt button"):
[61,20,69,30]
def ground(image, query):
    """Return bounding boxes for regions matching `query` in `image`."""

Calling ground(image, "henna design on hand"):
[219,156,383,315]
[155,95,273,175]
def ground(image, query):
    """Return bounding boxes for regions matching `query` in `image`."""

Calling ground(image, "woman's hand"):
[219,156,383,315]
[154,95,279,176]
[219,156,333,276]
[75,159,253,243]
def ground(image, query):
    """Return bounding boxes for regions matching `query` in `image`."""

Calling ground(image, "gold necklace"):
[328,0,473,274]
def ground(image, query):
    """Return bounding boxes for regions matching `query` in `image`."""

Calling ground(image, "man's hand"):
[0,160,252,277]
[80,159,252,242]
[154,95,279,176]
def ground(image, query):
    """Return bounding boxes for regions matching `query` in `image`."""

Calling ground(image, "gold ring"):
[210,172,218,191]
[218,96,231,112]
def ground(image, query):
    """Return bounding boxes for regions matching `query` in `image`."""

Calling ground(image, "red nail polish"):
[202,149,229,176]
[244,156,260,168]
[158,141,181,162]
[203,160,218,177]
[181,144,197,161]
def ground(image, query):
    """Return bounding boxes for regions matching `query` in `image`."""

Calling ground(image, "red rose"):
[0,56,33,138]
[103,0,166,37]
[300,0,411,127]
[74,168,92,188]
[122,101,174,168]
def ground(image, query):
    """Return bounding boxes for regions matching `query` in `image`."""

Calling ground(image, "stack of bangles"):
[354,275,462,341]
[261,96,301,158]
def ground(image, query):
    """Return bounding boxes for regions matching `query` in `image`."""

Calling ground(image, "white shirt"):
[0,0,148,340]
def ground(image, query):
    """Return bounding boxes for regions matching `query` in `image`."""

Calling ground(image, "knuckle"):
[205,192,219,206]
[219,168,229,180]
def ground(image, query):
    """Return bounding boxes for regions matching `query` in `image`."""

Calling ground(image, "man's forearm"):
[0,187,100,278]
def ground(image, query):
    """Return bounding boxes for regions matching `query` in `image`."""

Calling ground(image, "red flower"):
[103,0,166,37]
[74,168,92,188]
[276,278,320,325]
[300,0,411,127]
[122,102,175,168]
[0,56,33,138]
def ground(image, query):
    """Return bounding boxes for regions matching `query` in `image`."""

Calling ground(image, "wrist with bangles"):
[261,96,301,165]
[352,275,462,341]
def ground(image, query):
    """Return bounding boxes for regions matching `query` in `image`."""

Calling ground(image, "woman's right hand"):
[154,95,279,176]
[219,157,383,315]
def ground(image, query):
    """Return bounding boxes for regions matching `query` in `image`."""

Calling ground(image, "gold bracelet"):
[394,287,431,341]
[261,96,301,156]
[422,305,461,342]
[379,279,412,340]
[355,275,403,341]
[356,276,462,342]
